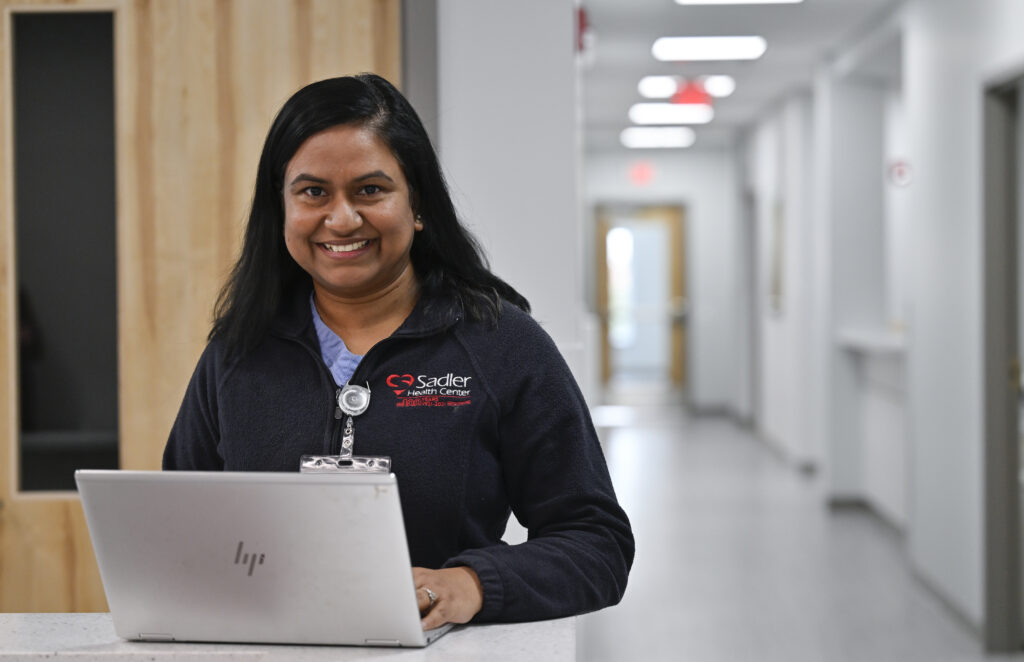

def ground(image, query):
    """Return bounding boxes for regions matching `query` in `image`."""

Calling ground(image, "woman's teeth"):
[323,240,370,252]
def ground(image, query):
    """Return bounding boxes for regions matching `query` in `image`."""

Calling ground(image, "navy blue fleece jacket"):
[163,288,634,623]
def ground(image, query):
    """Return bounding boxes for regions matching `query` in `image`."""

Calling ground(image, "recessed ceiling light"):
[638,76,679,99]
[701,75,736,97]
[675,0,803,4]
[621,127,696,149]
[652,36,767,61]
[628,103,714,125]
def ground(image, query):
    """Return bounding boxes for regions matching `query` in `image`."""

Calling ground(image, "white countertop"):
[0,613,576,661]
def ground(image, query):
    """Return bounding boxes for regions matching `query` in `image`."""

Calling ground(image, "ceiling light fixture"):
[629,102,714,125]
[671,80,712,106]
[652,36,767,61]
[675,0,803,5]
[638,76,679,99]
[701,75,736,97]
[621,127,696,149]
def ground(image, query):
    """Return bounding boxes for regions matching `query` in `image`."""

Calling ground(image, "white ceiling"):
[580,0,903,153]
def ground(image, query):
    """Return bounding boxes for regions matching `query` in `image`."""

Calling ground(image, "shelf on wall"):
[836,327,907,355]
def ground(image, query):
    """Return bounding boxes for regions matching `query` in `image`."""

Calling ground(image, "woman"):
[164,74,633,629]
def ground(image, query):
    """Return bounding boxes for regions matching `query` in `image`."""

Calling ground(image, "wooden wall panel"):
[0,0,400,612]
[117,0,401,473]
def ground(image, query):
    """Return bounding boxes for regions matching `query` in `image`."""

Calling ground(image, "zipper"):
[330,387,343,454]
[326,335,397,455]
[280,312,459,456]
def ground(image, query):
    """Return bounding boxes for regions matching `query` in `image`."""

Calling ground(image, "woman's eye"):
[359,184,383,195]
[303,186,326,197]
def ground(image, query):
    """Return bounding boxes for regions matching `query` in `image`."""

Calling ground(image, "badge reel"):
[300,384,391,474]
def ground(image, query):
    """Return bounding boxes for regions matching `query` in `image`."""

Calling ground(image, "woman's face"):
[282,124,422,300]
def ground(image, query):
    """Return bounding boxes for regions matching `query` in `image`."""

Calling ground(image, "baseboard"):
[910,564,984,641]
[758,431,819,476]
[688,404,732,417]
[826,497,905,538]
[827,496,872,510]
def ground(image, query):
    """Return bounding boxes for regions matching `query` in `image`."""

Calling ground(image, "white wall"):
[741,0,1024,625]
[435,0,586,385]
[900,0,985,623]
[814,28,912,526]
[884,86,912,327]
[742,96,818,468]
[899,0,1024,628]
[828,75,889,503]
[751,53,911,527]
[813,0,1023,628]
[431,0,1024,634]
[583,149,742,412]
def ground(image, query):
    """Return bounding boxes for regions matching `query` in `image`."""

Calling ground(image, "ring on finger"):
[423,586,438,610]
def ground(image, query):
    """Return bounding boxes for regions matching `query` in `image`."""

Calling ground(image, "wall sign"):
[888,159,912,187]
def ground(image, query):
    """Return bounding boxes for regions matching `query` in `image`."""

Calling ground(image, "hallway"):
[578,384,1022,662]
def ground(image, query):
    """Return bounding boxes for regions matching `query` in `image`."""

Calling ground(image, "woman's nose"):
[324,200,362,231]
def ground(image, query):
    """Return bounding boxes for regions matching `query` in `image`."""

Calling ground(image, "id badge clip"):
[299,383,390,474]
[300,454,391,473]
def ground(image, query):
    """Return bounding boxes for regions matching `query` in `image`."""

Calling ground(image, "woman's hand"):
[413,566,483,630]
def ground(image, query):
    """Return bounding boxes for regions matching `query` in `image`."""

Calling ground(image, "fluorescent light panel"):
[638,76,678,99]
[675,0,802,4]
[653,36,766,61]
[629,103,714,125]
[638,75,736,99]
[621,127,696,149]
[701,75,735,97]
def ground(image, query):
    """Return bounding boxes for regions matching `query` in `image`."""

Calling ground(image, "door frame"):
[593,203,687,388]
[0,1,123,613]
[982,71,1023,651]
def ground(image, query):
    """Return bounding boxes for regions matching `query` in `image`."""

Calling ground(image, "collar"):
[270,282,462,343]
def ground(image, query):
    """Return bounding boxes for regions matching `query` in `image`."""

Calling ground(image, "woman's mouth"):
[320,239,372,254]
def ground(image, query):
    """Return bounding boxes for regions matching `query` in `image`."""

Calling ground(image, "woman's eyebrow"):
[288,173,329,187]
[353,170,394,183]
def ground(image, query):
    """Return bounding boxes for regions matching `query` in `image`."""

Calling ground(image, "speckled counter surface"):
[0,613,575,661]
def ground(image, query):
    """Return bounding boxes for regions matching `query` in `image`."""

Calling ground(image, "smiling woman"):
[282,124,423,339]
[163,74,634,630]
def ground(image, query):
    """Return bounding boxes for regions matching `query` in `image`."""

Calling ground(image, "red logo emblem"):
[386,374,415,395]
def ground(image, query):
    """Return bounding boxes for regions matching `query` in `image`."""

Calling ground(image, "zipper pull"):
[341,416,355,458]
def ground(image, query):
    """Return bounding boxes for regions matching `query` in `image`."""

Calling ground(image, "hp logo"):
[234,541,265,576]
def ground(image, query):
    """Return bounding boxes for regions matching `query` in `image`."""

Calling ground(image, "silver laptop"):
[75,470,453,647]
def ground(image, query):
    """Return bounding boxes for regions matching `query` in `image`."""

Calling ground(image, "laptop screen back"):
[76,470,433,647]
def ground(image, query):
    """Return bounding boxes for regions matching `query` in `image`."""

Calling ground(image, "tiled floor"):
[577,382,1024,662]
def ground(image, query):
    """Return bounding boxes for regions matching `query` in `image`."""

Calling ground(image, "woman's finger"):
[415,590,432,614]
[421,592,458,631]
[411,566,482,629]
[421,606,447,631]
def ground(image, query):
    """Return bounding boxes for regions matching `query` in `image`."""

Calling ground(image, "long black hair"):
[210,74,529,356]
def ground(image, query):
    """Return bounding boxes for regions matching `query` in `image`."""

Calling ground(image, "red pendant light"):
[671,79,713,106]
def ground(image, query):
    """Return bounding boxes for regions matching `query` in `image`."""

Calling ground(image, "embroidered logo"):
[386,373,415,395]
[386,372,473,408]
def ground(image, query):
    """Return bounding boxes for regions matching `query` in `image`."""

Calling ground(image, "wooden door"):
[595,204,687,388]
[0,0,400,612]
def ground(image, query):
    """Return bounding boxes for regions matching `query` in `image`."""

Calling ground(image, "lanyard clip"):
[299,454,391,473]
